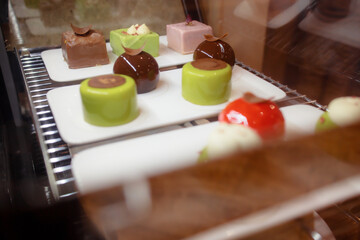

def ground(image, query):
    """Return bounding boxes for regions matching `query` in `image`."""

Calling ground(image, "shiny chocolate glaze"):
[61,30,109,69]
[193,39,235,67]
[191,58,227,70]
[113,52,159,94]
[88,74,125,88]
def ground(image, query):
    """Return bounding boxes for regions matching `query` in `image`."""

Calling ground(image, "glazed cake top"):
[62,30,106,47]
[167,20,212,32]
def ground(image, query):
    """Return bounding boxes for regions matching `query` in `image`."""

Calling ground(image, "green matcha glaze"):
[80,74,139,127]
[315,111,338,133]
[182,61,232,105]
[197,147,208,163]
[110,28,159,57]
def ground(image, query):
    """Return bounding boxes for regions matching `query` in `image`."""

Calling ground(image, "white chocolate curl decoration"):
[127,24,150,35]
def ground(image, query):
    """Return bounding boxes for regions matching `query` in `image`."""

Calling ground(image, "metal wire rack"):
[18,52,75,200]
[17,50,326,201]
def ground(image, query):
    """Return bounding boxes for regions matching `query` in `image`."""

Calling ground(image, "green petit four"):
[80,74,139,127]
[110,24,159,57]
[182,58,232,105]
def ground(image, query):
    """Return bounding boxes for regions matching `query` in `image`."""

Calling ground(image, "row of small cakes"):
[60,21,360,168]
[199,95,360,162]
[61,20,236,127]
[61,18,234,69]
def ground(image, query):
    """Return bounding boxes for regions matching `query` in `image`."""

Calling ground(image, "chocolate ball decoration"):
[113,45,159,94]
[193,34,235,67]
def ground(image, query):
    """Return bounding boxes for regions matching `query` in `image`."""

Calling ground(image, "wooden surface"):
[81,122,360,239]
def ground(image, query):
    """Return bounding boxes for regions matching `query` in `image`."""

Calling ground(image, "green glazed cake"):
[110,24,159,57]
[80,74,139,127]
[315,96,360,133]
[182,58,232,105]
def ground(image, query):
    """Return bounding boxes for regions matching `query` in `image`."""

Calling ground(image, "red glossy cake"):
[61,24,109,69]
[219,92,285,140]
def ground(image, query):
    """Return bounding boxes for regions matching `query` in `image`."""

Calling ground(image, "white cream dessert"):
[328,96,360,126]
[316,96,360,132]
[201,123,262,161]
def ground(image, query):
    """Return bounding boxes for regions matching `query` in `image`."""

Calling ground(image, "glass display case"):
[1,0,360,239]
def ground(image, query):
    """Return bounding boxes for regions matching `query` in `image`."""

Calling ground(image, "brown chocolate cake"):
[113,45,159,94]
[193,34,235,67]
[61,24,109,69]
[314,0,352,21]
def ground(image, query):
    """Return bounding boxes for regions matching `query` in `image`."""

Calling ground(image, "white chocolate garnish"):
[136,24,150,35]
[127,25,137,35]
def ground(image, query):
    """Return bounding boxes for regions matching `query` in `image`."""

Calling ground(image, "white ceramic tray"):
[72,104,324,194]
[299,8,360,49]
[267,0,310,29]
[41,36,193,82]
[233,0,310,29]
[47,65,286,146]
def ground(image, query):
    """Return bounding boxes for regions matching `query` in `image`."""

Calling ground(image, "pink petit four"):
[166,20,213,54]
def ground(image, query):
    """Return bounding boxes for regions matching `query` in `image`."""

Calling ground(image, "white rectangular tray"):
[47,65,286,146]
[267,0,310,29]
[72,104,324,194]
[41,36,193,82]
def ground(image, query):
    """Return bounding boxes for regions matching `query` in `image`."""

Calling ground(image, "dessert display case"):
[1,0,360,239]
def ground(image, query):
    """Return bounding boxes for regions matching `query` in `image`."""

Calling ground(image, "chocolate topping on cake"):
[71,24,92,36]
[123,43,146,56]
[204,33,228,42]
[88,75,126,88]
[191,58,227,70]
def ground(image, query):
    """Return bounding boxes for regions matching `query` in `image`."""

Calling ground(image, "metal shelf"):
[17,50,326,201]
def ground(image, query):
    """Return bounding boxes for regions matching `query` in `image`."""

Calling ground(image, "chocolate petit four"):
[110,24,159,57]
[62,24,109,69]
[219,92,285,141]
[316,96,360,133]
[80,74,139,127]
[182,58,232,105]
[113,44,159,94]
[194,34,235,67]
[166,17,213,54]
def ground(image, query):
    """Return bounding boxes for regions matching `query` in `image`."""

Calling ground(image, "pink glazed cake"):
[166,20,213,54]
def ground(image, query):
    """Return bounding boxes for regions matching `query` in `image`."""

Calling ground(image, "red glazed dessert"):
[219,92,285,140]
[113,44,159,94]
[193,34,235,67]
